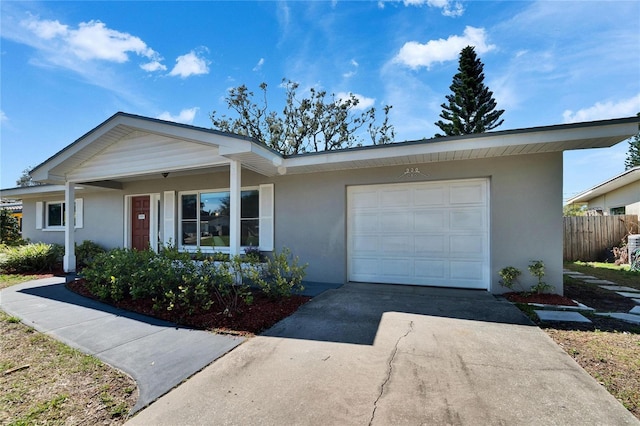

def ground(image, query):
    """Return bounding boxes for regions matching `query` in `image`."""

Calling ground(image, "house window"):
[180,189,259,249]
[610,206,626,215]
[36,199,83,230]
[46,202,66,228]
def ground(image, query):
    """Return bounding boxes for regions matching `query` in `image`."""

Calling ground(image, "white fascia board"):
[566,167,640,204]
[0,185,84,200]
[284,120,640,170]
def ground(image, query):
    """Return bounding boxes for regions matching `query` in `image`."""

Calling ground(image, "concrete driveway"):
[127,283,638,425]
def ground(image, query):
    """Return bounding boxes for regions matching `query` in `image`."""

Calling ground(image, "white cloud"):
[157,107,199,124]
[343,59,359,78]
[169,50,210,78]
[140,61,167,72]
[562,94,640,123]
[393,26,495,70]
[336,92,375,110]
[253,58,265,72]
[21,16,164,68]
[403,0,464,17]
[0,110,8,123]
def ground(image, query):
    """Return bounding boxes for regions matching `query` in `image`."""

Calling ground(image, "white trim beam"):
[229,160,241,256]
[63,181,76,273]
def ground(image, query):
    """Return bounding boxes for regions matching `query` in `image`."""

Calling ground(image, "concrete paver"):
[629,306,640,315]
[596,312,640,325]
[535,310,592,323]
[616,291,640,298]
[0,278,244,413]
[600,285,639,292]
[127,284,636,425]
[583,279,616,285]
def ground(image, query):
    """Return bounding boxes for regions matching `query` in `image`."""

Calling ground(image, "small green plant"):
[498,266,522,290]
[528,260,554,294]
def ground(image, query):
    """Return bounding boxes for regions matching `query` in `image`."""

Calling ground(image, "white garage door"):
[347,178,489,289]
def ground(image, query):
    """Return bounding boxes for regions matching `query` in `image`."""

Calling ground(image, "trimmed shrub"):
[75,240,107,270]
[0,242,63,273]
[248,247,307,298]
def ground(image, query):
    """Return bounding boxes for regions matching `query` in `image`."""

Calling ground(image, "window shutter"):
[163,191,176,247]
[259,184,274,251]
[35,202,43,230]
[74,198,84,229]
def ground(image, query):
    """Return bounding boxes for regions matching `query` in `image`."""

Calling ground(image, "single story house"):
[2,113,638,294]
[565,166,640,216]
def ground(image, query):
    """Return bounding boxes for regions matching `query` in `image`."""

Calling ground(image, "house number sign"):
[397,167,428,179]
[138,214,146,220]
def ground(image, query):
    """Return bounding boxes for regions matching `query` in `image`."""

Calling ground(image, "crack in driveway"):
[368,320,414,426]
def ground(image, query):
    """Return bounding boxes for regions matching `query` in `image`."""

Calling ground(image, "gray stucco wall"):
[271,152,564,294]
[587,181,640,215]
[18,151,564,294]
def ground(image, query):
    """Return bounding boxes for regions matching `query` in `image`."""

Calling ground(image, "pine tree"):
[435,46,504,137]
[624,114,640,170]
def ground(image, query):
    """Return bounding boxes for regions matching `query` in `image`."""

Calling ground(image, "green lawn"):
[0,274,43,290]
[565,262,640,290]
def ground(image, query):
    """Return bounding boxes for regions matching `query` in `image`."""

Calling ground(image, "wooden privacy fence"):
[564,215,639,261]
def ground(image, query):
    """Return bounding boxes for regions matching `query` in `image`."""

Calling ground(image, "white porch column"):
[63,181,76,273]
[229,159,241,256]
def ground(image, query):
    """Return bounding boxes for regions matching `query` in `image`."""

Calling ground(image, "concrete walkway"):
[127,283,638,425]
[0,277,244,413]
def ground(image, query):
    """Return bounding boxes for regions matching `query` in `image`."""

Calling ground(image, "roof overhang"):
[14,113,640,185]
[283,116,640,174]
[565,166,640,204]
[0,184,85,200]
[30,112,284,184]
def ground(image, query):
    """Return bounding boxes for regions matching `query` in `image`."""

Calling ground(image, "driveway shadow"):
[263,283,534,345]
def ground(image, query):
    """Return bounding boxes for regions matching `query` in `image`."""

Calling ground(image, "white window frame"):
[38,199,83,231]
[178,186,261,253]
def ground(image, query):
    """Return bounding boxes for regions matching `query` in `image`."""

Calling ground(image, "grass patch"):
[545,328,640,419]
[0,274,44,290]
[0,310,137,424]
[566,262,640,290]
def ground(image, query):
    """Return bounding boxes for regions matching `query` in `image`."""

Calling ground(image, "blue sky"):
[1,1,639,201]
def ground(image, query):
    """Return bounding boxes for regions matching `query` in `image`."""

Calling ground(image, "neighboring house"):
[1,113,638,294]
[565,166,640,216]
[0,200,23,231]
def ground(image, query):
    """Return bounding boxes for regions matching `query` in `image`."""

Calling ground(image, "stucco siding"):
[17,153,563,294]
[271,151,563,294]
[586,181,640,214]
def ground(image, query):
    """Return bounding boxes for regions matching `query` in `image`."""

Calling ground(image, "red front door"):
[131,196,150,251]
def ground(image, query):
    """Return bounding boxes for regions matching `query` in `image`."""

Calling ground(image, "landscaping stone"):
[528,303,595,312]
[629,306,640,315]
[535,310,591,323]
[599,285,639,292]
[595,312,640,325]
[633,299,640,305]
[582,279,616,285]
[576,275,599,280]
[615,291,640,298]
[563,270,583,275]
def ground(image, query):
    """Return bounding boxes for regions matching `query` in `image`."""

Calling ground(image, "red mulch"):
[504,292,578,306]
[67,280,310,336]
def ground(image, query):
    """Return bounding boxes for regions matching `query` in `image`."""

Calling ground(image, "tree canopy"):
[15,167,42,188]
[210,79,394,155]
[435,46,504,137]
[624,113,640,170]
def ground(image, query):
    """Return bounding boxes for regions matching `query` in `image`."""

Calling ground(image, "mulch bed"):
[503,292,578,306]
[67,279,310,336]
